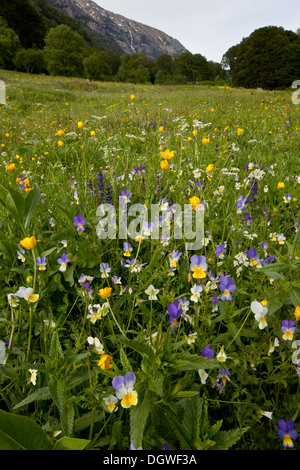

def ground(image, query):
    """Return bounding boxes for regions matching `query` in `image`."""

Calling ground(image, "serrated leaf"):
[212,427,249,450]
[130,386,154,449]
[13,387,51,410]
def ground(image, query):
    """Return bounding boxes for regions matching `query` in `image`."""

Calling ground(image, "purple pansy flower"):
[219,276,236,301]
[73,214,86,231]
[277,420,298,448]
[168,299,183,331]
[57,253,70,272]
[201,344,215,359]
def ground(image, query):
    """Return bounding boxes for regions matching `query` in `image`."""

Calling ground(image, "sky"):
[92,0,300,63]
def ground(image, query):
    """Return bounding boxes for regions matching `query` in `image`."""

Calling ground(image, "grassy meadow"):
[0,69,299,450]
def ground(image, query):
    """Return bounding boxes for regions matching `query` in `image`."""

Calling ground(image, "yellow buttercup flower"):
[206,163,214,173]
[192,130,198,136]
[97,354,113,370]
[277,182,285,190]
[5,163,15,171]
[202,137,210,144]
[98,287,112,299]
[130,94,136,101]
[57,140,64,147]
[20,236,36,250]
[90,130,95,136]
[261,299,268,307]
[294,306,300,321]
[56,129,64,137]
[158,126,164,132]
[161,159,170,170]
[189,196,200,210]
[160,149,175,160]
[237,128,244,135]
[77,121,84,129]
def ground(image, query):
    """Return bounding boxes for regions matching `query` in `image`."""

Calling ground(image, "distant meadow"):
[0,70,299,450]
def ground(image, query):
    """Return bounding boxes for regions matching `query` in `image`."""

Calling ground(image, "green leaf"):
[13,387,51,410]
[130,386,154,449]
[168,352,220,372]
[54,436,90,450]
[24,184,41,231]
[0,409,53,450]
[211,427,249,450]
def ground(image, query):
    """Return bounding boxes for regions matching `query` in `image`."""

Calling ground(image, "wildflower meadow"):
[0,70,299,451]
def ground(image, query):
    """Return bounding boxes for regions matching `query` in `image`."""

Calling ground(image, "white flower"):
[144,285,159,300]
[277,233,286,244]
[251,301,268,330]
[259,410,273,420]
[187,332,197,344]
[87,337,104,354]
[7,293,19,307]
[29,369,38,386]
[216,346,227,362]
[104,395,118,413]
[268,337,279,356]
[190,284,203,302]
[198,369,208,384]
[15,287,39,303]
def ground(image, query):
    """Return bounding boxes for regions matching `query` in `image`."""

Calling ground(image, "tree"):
[44,24,87,77]
[0,16,21,69]
[222,26,300,89]
[83,50,121,81]
[14,47,47,74]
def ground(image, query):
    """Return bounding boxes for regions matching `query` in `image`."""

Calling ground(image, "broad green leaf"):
[54,436,89,450]
[0,410,52,450]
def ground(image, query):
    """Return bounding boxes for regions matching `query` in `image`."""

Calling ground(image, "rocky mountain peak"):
[44,0,188,58]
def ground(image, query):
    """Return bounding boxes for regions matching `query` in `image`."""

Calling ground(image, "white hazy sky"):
[93,0,299,63]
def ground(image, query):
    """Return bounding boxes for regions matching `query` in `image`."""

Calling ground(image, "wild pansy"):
[190,284,203,302]
[123,242,133,256]
[219,276,236,301]
[36,256,47,271]
[277,420,298,448]
[145,285,159,300]
[87,304,102,323]
[57,253,70,272]
[169,250,182,269]
[190,255,207,279]
[217,367,231,387]
[281,320,296,340]
[201,344,215,359]
[168,299,183,331]
[87,336,104,354]
[247,247,261,267]
[17,249,25,262]
[251,300,268,329]
[236,195,247,214]
[15,286,39,303]
[100,262,111,278]
[78,273,94,297]
[215,243,226,259]
[73,214,86,231]
[104,395,118,413]
[178,297,190,313]
[198,369,209,384]
[112,372,138,409]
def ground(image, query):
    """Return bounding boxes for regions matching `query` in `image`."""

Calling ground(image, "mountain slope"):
[44,0,188,59]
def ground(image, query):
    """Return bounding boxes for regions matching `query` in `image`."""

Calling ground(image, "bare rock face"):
[44,0,188,58]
